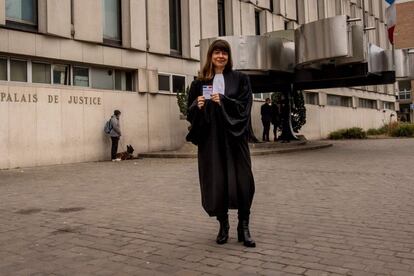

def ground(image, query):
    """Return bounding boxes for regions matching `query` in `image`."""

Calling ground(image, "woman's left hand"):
[211,93,221,105]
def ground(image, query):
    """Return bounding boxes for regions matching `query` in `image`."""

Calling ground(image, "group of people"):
[260,98,281,142]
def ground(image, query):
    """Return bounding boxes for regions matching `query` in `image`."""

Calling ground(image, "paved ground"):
[1,139,414,276]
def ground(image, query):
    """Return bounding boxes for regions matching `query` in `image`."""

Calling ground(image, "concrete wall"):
[200,0,219,39]
[45,0,71,38]
[73,0,103,43]
[147,0,169,55]
[0,0,399,169]
[300,105,397,140]
[0,29,148,69]
[0,83,188,169]
[0,0,4,26]
[250,97,397,142]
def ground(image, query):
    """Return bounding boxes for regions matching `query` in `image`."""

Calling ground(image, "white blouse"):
[213,74,225,95]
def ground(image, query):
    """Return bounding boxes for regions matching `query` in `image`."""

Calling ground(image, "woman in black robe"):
[186,40,256,247]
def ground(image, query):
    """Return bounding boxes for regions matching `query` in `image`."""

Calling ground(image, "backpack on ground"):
[104,118,112,134]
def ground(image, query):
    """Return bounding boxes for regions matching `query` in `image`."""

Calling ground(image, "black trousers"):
[262,119,271,141]
[273,125,278,141]
[217,210,251,221]
[111,137,119,159]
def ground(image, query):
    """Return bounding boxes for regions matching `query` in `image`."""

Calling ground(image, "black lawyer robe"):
[186,70,255,217]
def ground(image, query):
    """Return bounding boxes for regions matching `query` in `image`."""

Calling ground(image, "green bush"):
[328,127,367,140]
[346,127,367,139]
[328,129,347,140]
[332,123,414,139]
[367,128,380,136]
[389,123,414,137]
[376,125,389,135]
[367,126,388,136]
[176,86,190,117]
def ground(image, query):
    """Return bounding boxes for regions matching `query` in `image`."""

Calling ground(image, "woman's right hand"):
[197,96,205,109]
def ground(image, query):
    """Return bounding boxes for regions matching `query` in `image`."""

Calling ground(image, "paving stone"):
[1,139,414,275]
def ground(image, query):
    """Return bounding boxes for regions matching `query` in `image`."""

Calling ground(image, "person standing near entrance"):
[261,98,272,142]
[271,99,281,141]
[110,110,122,161]
[186,39,256,247]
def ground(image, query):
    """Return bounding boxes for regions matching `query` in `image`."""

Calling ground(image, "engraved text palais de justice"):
[0,93,102,105]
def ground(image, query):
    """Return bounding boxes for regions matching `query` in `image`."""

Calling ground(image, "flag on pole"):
[384,0,396,44]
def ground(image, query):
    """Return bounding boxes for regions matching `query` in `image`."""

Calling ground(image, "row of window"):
[4,0,388,55]
[5,0,122,44]
[252,92,394,110]
[327,94,353,107]
[0,57,134,91]
[3,0,293,55]
[325,94,394,110]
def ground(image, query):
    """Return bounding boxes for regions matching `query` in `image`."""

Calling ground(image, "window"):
[91,68,114,90]
[172,75,185,93]
[383,101,395,110]
[32,62,51,84]
[254,93,262,99]
[398,81,412,100]
[73,67,89,87]
[53,64,70,85]
[399,81,411,91]
[253,93,272,100]
[327,94,352,107]
[158,74,185,93]
[262,93,271,100]
[358,98,377,109]
[255,10,260,35]
[398,90,412,100]
[115,70,133,91]
[169,0,182,55]
[5,0,38,30]
[305,92,319,105]
[0,58,7,81]
[158,74,170,92]
[102,0,122,45]
[218,0,226,36]
[70,0,74,25]
[10,59,27,82]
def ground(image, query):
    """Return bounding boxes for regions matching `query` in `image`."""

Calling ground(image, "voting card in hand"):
[202,85,213,99]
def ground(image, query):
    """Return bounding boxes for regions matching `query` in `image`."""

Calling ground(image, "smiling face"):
[200,40,233,80]
[211,49,229,72]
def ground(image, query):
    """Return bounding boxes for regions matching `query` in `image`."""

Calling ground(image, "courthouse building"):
[0,0,397,169]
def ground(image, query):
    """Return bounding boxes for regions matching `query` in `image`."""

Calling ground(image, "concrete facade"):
[0,0,398,169]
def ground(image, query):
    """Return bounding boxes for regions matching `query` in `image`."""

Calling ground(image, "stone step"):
[138,141,332,159]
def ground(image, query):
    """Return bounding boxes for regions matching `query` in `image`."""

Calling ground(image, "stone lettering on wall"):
[0,93,38,103]
[0,93,102,105]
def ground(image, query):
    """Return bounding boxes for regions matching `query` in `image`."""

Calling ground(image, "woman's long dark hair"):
[198,39,233,81]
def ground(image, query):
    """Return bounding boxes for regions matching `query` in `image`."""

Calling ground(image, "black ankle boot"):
[237,217,256,247]
[216,216,229,244]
